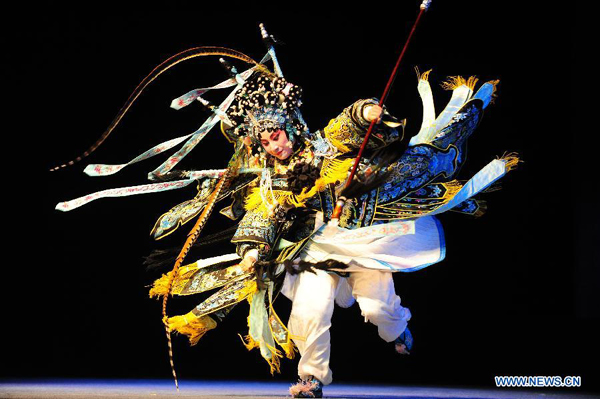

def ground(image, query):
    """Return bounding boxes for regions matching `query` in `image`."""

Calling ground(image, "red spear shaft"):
[331,0,431,220]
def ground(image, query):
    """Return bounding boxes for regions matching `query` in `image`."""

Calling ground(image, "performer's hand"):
[240,252,257,273]
[364,105,383,124]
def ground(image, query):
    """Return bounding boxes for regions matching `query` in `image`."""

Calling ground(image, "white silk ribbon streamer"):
[427,158,509,216]
[410,77,436,146]
[169,65,261,110]
[59,166,267,212]
[157,167,263,179]
[148,54,270,180]
[84,134,194,176]
[83,66,262,177]
[186,169,226,179]
[62,53,276,211]
[55,179,198,212]
[293,159,512,273]
[148,113,219,179]
[247,285,278,366]
[169,51,271,111]
[183,253,241,271]
[288,214,443,274]
[430,84,472,138]
[149,57,270,179]
[410,83,472,146]
[313,219,415,244]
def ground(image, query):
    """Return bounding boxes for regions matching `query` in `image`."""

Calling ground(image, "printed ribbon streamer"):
[314,219,416,244]
[83,66,260,177]
[427,158,512,217]
[151,52,271,178]
[57,167,268,213]
[84,134,194,177]
[169,70,250,110]
[187,253,241,270]
[148,80,241,179]
[170,52,271,110]
[55,179,198,212]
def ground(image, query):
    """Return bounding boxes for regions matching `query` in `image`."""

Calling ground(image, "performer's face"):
[260,129,293,160]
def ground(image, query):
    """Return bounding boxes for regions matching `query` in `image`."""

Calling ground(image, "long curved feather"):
[161,167,232,391]
[50,47,258,171]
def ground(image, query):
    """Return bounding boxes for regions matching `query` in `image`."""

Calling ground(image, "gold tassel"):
[441,75,479,91]
[167,312,217,346]
[497,152,521,172]
[279,339,297,360]
[149,272,174,298]
[486,79,500,104]
[243,187,267,211]
[415,66,432,81]
[466,76,479,91]
[149,265,199,298]
[239,334,284,374]
[264,343,283,375]
[239,333,260,350]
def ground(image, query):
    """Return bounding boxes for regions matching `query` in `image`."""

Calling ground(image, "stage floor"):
[0,380,596,399]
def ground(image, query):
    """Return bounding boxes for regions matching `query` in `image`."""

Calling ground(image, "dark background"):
[7,0,597,394]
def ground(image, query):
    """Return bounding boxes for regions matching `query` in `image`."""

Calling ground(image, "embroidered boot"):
[289,376,323,398]
[394,326,413,355]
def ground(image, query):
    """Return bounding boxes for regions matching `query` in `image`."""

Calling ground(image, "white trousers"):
[284,269,411,385]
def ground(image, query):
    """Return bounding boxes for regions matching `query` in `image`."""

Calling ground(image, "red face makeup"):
[260,129,293,160]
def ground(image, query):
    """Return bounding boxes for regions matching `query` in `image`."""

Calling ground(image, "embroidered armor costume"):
[231,78,504,262]
[230,97,402,259]
[146,69,517,377]
[54,36,518,386]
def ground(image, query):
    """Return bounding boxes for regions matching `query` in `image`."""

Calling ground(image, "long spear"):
[331,0,432,220]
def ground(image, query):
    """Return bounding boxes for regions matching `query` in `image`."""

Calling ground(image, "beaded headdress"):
[226,73,308,155]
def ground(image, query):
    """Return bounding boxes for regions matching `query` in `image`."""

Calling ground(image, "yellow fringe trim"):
[167,312,217,346]
[238,334,284,375]
[441,75,479,91]
[486,79,501,104]
[149,271,174,298]
[497,152,521,172]
[278,339,297,360]
[239,286,291,375]
[148,265,200,298]
[239,333,260,350]
[328,137,351,154]
[415,66,432,82]
[244,158,355,215]
[321,157,355,182]
[268,304,297,359]
[264,342,284,374]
